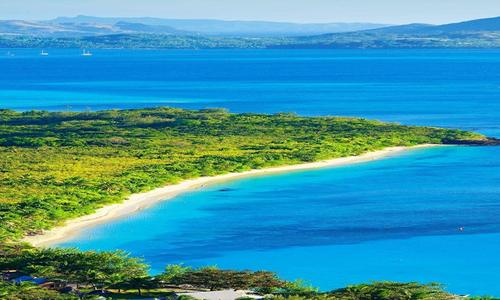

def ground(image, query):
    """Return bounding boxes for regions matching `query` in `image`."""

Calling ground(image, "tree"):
[158,264,192,283]
[112,276,160,295]
[2,247,148,290]
[329,282,453,300]
[159,265,286,291]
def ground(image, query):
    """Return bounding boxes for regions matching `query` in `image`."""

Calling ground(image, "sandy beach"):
[23,144,436,247]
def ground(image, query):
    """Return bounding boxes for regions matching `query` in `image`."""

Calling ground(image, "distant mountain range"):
[0,19,191,37]
[0,15,389,37]
[1,15,500,49]
[351,16,500,35]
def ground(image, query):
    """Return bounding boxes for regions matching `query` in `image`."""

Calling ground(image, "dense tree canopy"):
[0,246,147,290]
[159,265,286,292]
[1,245,497,299]
[0,281,77,300]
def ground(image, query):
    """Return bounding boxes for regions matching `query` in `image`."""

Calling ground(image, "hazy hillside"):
[1,15,500,48]
[113,21,189,35]
[3,15,499,39]
[431,16,500,33]
[0,19,192,37]
[0,20,118,36]
[362,23,434,34]
[281,15,500,48]
[49,15,390,36]
[0,20,116,37]
[356,16,500,35]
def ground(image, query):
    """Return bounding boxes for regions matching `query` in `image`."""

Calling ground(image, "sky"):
[1,0,500,24]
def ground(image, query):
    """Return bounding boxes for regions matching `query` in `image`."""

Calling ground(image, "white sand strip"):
[23,144,436,247]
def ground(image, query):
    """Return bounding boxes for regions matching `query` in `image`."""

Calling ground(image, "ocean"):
[2,48,499,295]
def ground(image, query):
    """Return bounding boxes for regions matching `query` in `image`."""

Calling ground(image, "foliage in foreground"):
[1,245,498,299]
[0,281,76,300]
[0,107,485,242]
[270,282,454,299]
[1,246,147,290]
[0,245,290,297]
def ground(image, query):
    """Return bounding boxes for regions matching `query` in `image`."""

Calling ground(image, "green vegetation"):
[0,34,284,49]
[158,265,287,293]
[281,31,500,49]
[271,282,454,300]
[2,32,500,49]
[3,248,147,290]
[0,107,486,242]
[0,281,76,300]
[0,107,493,298]
[1,245,498,299]
[0,245,289,298]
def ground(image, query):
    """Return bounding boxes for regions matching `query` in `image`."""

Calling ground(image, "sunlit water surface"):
[2,49,499,295]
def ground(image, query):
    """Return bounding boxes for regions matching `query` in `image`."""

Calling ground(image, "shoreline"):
[23,144,437,247]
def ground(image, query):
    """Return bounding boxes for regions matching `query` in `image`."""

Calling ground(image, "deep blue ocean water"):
[1,49,499,295]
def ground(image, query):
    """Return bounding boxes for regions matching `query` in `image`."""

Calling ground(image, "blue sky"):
[2,0,500,24]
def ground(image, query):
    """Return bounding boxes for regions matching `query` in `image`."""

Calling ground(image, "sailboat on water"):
[40,50,49,56]
[81,49,93,56]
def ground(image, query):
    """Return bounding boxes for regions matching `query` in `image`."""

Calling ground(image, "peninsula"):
[0,107,490,244]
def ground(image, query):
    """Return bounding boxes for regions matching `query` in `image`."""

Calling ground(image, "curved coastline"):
[23,144,437,247]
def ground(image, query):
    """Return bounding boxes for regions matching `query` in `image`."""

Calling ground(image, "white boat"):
[81,49,93,56]
[40,50,49,56]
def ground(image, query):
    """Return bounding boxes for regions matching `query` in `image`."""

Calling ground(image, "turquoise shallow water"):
[1,49,499,295]
[59,146,500,296]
